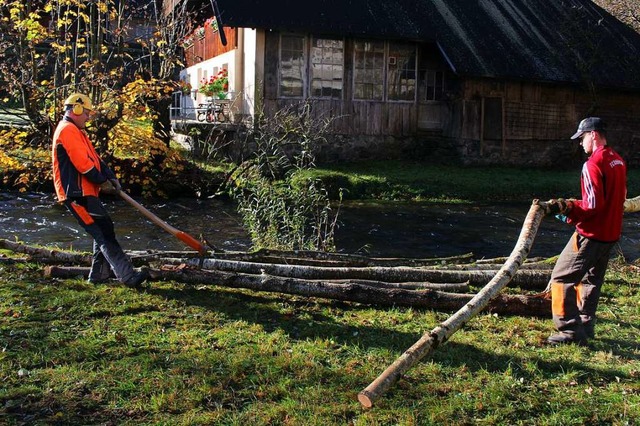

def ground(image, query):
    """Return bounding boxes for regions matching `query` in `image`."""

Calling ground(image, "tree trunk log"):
[43,265,549,316]
[160,257,550,289]
[125,249,476,268]
[357,199,549,408]
[0,239,91,264]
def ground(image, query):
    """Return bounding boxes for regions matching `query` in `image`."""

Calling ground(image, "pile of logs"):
[1,238,552,317]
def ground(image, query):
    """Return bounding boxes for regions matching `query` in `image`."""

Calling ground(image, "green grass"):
[1,256,639,425]
[304,161,640,203]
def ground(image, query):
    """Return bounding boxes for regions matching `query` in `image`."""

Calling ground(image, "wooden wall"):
[257,31,640,165]
[448,78,640,166]
[183,28,237,68]
[262,32,423,137]
[458,78,640,144]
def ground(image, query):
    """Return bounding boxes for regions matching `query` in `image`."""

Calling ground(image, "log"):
[232,248,476,267]
[0,238,91,264]
[1,239,475,270]
[43,265,470,291]
[160,257,551,289]
[42,265,549,316]
[44,265,102,279]
[357,199,548,408]
[0,257,29,264]
[125,249,476,268]
[334,279,469,292]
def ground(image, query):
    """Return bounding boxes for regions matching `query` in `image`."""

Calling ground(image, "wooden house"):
[172,0,640,166]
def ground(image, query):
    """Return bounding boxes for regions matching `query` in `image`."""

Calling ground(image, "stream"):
[2,191,640,261]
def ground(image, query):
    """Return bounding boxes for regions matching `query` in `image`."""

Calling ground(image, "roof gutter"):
[436,41,457,75]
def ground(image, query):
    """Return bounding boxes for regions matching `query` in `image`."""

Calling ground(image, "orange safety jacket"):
[52,119,114,202]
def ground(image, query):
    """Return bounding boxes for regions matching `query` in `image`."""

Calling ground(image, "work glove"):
[546,198,573,215]
[624,195,640,213]
[108,178,122,192]
[99,178,121,195]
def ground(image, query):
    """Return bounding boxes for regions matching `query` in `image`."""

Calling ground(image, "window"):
[387,43,416,101]
[423,70,446,101]
[310,38,344,99]
[353,41,385,100]
[279,35,344,98]
[353,41,416,101]
[277,35,426,102]
[279,35,305,97]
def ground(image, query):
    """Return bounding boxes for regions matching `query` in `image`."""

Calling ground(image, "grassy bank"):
[1,255,639,425]
[305,161,640,203]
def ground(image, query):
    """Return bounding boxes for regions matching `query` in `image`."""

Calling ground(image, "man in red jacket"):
[546,117,627,345]
[51,93,148,288]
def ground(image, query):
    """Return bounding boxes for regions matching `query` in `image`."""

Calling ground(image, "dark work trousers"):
[549,232,614,336]
[64,196,135,283]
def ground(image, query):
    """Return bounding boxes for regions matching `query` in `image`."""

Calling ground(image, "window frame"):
[278,33,307,98]
[352,40,417,102]
[309,36,345,100]
[353,40,386,101]
[278,34,345,100]
[276,34,438,104]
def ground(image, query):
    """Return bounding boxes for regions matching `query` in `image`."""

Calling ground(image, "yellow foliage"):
[0,150,21,172]
[0,129,52,191]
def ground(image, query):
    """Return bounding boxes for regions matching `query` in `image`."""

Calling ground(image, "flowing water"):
[2,191,640,261]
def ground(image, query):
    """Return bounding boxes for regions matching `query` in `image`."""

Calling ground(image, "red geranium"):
[199,69,229,98]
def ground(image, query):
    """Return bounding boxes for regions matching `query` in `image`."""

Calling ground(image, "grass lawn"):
[1,257,639,425]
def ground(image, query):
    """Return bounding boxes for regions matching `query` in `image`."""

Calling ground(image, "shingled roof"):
[211,0,640,90]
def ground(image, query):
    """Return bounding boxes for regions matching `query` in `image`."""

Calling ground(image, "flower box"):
[199,69,229,98]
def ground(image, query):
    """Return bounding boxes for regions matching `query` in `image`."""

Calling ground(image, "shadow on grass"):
[145,283,638,380]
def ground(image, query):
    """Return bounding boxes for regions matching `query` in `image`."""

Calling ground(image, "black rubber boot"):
[583,321,595,339]
[547,330,588,346]
[98,241,136,284]
[124,267,150,289]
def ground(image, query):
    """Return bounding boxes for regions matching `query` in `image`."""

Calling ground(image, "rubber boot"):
[547,327,588,346]
[98,241,136,284]
[582,319,596,339]
[88,241,113,283]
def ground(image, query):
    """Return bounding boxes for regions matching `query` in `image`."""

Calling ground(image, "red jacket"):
[567,145,627,243]
[52,120,113,202]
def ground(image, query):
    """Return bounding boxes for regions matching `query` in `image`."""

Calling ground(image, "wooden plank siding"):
[262,31,423,137]
[254,29,640,165]
[460,78,640,143]
[184,28,237,67]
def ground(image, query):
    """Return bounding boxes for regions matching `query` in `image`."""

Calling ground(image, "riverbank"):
[309,160,640,203]
[2,164,640,424]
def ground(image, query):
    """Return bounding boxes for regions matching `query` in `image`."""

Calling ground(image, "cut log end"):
[357,391,374,408]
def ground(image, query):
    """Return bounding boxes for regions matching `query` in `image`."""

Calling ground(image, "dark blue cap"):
[571,117,606,140]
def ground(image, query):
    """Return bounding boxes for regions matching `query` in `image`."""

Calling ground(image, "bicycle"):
[196,100,228,123]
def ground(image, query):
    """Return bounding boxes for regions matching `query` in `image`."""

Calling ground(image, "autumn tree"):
[0,1,206,195]
[0,0,191,147]
[593,0,640,33]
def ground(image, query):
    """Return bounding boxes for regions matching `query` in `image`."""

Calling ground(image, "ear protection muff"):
[64,93,93,116]
[72,102,84,116]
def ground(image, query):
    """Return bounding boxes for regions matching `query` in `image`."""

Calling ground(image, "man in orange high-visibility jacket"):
[52,93,148,288]
[545,117,627,345]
